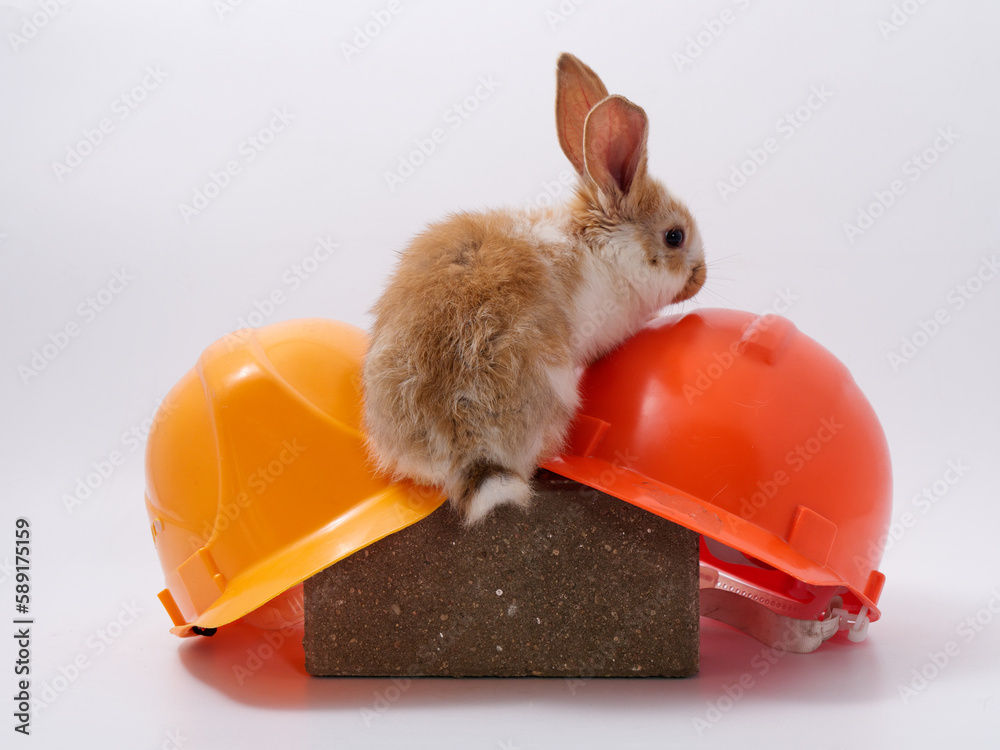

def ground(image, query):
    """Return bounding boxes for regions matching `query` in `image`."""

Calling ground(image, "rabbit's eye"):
[664,228,685,248]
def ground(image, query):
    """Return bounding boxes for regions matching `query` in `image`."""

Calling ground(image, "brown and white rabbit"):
[363,53,706,524]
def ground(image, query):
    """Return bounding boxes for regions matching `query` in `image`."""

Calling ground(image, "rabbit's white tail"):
[454,461,532,525]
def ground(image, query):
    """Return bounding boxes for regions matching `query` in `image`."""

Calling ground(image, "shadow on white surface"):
[175,615,903,711]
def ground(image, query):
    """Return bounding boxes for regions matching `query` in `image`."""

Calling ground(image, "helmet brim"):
[160,482,445,637]
[542,455,882,620]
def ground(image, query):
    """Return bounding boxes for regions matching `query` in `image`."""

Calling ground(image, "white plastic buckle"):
[828,596,870,643]
[700,566,867,653]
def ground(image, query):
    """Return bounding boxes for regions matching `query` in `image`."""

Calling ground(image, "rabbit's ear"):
[556,53,609,176]
[583,94,648,196]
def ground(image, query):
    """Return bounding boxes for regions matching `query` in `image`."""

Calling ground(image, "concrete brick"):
[304,470,699,677]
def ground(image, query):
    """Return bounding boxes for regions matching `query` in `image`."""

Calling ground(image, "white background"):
[2,0,999,747]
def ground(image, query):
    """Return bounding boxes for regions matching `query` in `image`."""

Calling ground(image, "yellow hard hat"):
[144,319,444,637]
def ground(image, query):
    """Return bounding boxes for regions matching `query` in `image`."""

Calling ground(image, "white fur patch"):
[571,227,689,362]
[509,211,574,279]
[530,216,568,247]
[465,474,532,525]
[545,363,580,413]
[571,251,633,362]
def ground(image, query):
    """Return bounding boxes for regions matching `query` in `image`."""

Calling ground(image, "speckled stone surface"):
[304,470,699,677]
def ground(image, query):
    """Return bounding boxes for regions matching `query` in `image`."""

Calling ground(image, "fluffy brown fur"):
[366,209,581,483]
[363,54,706,524]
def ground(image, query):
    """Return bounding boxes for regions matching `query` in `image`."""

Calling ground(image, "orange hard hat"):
[542,308,893,652]
[144,319,444,637]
